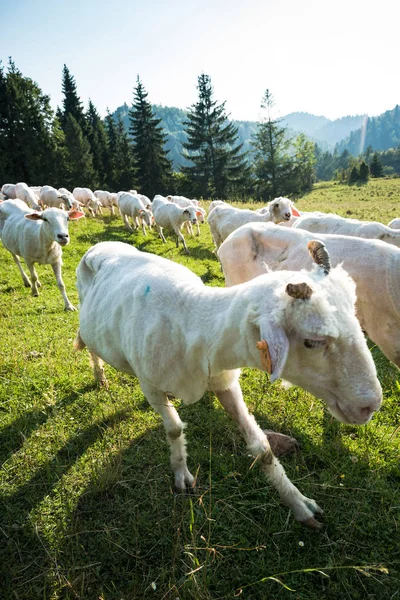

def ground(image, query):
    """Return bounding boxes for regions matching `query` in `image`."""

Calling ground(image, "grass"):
[1,180,400,599]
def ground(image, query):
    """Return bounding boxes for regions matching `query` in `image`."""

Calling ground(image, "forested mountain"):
[336,106,400,155]
[112,104,381,168]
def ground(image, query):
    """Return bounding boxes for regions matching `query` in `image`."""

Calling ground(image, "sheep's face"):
[184,207,198,225]
[25,207,85,246]
[269,197,294,223]
[256,267,382,425]
[140,209,153,227]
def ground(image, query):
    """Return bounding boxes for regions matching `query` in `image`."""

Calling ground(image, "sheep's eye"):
[304,339,327,349]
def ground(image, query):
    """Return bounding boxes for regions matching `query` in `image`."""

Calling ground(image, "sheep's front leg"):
[12,253,31,288]
[157,225,167,243]
[25,259,41,296]
[143,387,195,491]
[214,380,323,528]
[51,262,76,311]
[175,227,189,254]
[123,214,133,231]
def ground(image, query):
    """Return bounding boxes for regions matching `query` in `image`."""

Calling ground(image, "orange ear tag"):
[256,340,272,374]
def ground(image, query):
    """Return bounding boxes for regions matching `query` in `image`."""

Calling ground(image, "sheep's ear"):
[25,212,43,220]
[291,207,301,217]
[196,210,203,216]
[68,210,85,220]
[257,322,289,382]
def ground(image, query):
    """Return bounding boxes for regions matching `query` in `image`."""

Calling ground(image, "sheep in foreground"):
[152,195,198,254]
[117,192,153,235]
[74,240,381,528]
[218,221,400,368]
[15,182,41,210]
[388,218,400,229]
[293,212,400,247]
[0,199,84,310]
[208,197,299,249]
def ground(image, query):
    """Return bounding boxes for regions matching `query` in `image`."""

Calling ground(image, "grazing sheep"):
[218,221,400,368]
[15,182,41,210]
[94,190,116,215]
[117,192,153,235]
[167,195,206,236]
[293,212,400,247]
[73,187,102,217]
[74,240,381,528]
[152,195,198,254]
[0,199,84,310]
[40,185,73,210]
[208,197,299,249]
[1,183,17,199]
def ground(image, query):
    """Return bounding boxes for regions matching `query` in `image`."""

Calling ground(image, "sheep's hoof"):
[65,304,77,312]
[263,430,299,456]
[299,499,324,529]
[24,281,31,288]
[300,516,323,530]
[174,470,196,493]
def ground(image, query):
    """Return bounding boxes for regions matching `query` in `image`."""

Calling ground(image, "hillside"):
[112,104,400,169]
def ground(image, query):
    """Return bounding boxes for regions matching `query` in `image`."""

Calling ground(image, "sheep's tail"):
[73,328,86,351]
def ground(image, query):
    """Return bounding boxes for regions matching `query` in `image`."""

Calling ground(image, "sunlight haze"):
[1,0,398,121]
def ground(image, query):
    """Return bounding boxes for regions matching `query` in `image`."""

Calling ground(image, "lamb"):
[0,199,84,310]
[293,212,400,247]
[117,192,153,235]
[15,182,41,210]
[152,194,198,254]
[388,218,400,229]
[167,195,206,236]
[218,221,400,368]
[40,185,73,210]
[1,183,17,199]
[74,240,381,528]
[208,197,299,249]
[94,190,116,215]
[73,187,102,217]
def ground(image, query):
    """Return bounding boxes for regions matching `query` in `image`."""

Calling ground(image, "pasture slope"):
[1,179,400,600]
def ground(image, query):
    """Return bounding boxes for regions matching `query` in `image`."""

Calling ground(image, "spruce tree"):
[182,74,249,199]
[370,152,383,178]
[60,65,87,133]
[359,161,369,182]
[349,165,359,184]
[64,113,95,188]
[87,99,109,188]
[252,89,294,200]
[129,76,172,197]
[105,110,136,191]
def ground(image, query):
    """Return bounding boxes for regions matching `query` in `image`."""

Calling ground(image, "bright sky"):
[1,0,398,122]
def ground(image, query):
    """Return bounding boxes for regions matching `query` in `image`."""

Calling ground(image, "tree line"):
[1,58,397,201]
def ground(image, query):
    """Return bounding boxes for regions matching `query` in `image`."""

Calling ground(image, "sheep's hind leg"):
[143,385,195,492]
[214,380,323,529]
[25,259,41,295]
[12,253,31,288]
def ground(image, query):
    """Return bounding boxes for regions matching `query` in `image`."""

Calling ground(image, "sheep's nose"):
[285,212,291,219]
[57,233,69,244]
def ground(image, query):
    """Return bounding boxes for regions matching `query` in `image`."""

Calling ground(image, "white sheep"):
[152,195,198,254]
[218,221,400,369]
[74,240,381,528]
[73,187,103,217]
[388,218,400,230]
[15,182,41,210]
[117,192,153,235]
[40,185,73,210]
[1,183,17,199]
[0,199,85,310]
[58,188,83,210]
[94,190,116,215]
[293,212,400,247]
[208,197,298,249]
[167,195,206,236]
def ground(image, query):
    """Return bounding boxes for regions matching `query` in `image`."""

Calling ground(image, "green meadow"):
[1,180,400,599]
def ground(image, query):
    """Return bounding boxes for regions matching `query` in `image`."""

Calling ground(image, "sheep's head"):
[268,197,300,223]
[25,207,85,246]
[254,241,382,425]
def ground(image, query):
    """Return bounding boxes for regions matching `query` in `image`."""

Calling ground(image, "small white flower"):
[151,582,157,591]
[298,541,305,547]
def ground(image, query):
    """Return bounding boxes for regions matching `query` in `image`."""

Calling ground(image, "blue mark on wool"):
[144,285,151,296]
